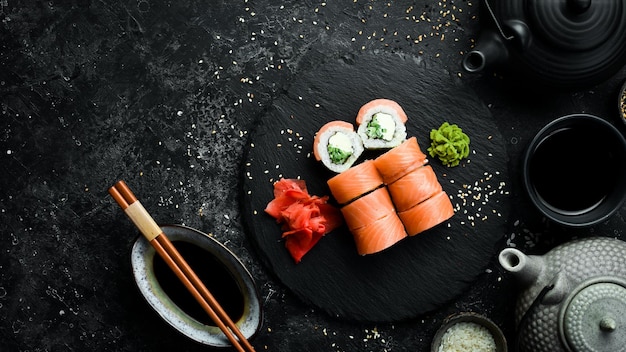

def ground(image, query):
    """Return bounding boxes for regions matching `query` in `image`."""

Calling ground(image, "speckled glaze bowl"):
[431,312,507,352]
[131,224,262,347]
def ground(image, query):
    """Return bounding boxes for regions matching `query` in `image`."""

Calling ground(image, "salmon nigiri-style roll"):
[327,160,384,205]
[313,120,364,173]
[351,212,407,255]
[340,187,395,231]
[398,191,454,236]
[356,99,408,149]
[373,137,428,184]
[387,165,443,212]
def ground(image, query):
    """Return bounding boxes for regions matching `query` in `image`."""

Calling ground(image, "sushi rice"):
[357,103,407,149]
[314,122,364,173]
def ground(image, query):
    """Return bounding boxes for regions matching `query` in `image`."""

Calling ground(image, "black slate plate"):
[241,52,510,322]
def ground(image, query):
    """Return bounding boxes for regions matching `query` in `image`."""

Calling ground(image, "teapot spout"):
[462,30,509,73]
[499,248,544,287]
[463,19,531,73]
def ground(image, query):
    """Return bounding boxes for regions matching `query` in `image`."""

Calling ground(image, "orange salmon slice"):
[373,137,427,184]
[340,187,395,231]
[355,98,408,125]
[327,160,384,205]
[398,191,454,236]
[351,212,408,255]
[388,165,443,212]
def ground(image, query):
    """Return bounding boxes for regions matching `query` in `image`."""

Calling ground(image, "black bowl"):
[522,114,626,227]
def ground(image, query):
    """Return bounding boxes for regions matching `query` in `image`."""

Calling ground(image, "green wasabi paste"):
[427,122,470,167]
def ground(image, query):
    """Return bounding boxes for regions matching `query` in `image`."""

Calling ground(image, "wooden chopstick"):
[108,180,255,352]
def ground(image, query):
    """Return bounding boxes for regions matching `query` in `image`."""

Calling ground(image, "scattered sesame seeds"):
[226,2,509,347]
[450,165,508,228]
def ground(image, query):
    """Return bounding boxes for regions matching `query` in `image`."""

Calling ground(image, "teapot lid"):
[524,0,622,52]
[492,0,626,87]
[560,280,626,352]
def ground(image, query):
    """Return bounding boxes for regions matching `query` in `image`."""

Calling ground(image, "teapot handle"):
[483,0,515,41]
[514,283,555,352]
[483,0,531,50]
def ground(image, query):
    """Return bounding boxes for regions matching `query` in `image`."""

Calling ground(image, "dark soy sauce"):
[529,127,618,215]
[153,241,245,326]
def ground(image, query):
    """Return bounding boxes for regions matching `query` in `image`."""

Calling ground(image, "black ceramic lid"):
[494,0,626,87]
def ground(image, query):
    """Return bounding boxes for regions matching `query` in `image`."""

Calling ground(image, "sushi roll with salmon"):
[351,212,408,255]
[373,137,428,184]
[340,187,396,231]
[340,187,407,255]
[387,165,442,212]
[326,160,384,205]
[356,99,408,149]
[313,120,364,173]
[398,190,454,236]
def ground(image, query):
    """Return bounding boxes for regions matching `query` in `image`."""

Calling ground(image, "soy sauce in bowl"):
[529,126,619,215]
[153,240,245,326]
[131,224,262,347]
[523,114,626,227]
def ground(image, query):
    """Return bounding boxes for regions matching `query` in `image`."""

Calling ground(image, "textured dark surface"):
[242,52,510,322]
[2,1,626,351]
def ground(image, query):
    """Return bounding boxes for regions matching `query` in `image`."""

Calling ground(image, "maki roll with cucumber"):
[356,98,408,149]
[313,120,364,173]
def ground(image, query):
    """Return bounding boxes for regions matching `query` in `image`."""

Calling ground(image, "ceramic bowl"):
[131,224,262,347]
[431,312,507,352]
[522,114,626,227]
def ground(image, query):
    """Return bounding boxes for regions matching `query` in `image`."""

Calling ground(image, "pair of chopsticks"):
[109,180,255,352]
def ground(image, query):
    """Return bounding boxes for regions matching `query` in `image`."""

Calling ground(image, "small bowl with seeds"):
[619,78,626,126]
[431,312,507,352]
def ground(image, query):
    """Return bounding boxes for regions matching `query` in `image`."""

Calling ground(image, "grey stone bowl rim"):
[130,224,263,347]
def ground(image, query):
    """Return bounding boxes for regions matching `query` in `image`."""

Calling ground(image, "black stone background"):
[1,1,626,351]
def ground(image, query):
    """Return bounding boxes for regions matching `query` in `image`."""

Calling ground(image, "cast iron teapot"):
[499,236,626,352]
[463,0,626,88]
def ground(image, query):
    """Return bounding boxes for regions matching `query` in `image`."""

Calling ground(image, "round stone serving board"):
[241,52,510,322]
